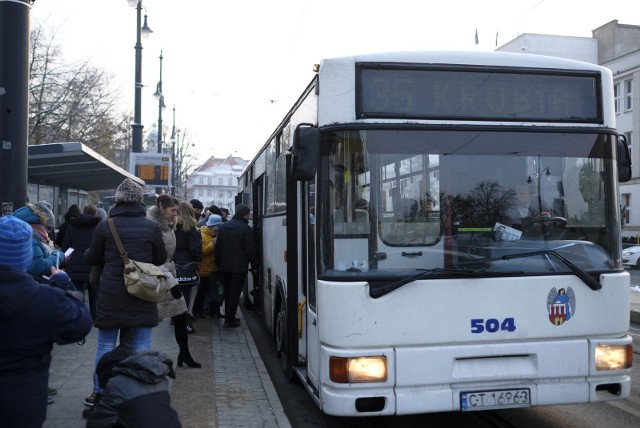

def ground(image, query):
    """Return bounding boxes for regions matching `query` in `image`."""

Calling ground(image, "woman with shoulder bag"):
[148,195,201,368]
[83,178,167,408]
[174,201,203,332]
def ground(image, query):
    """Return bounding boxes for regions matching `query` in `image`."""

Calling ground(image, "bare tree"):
[450,181,516,227]
[28,22,128,160]
[171,128,197,198]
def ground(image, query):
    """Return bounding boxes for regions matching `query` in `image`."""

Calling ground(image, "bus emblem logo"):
[547,287,575,325]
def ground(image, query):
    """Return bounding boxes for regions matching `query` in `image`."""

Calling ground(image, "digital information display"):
[130,153,170,186]
[357,65,601,122]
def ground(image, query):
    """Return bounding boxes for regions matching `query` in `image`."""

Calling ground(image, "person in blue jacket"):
[12,203,66,278]
[0,215,93,428]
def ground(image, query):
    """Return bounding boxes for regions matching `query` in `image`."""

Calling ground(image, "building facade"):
[498,20,640,237]
[186,155,248,215]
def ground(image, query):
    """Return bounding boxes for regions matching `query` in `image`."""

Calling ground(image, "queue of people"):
[0,182,259,427]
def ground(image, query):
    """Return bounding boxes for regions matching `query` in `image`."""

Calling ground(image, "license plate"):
[460,388,530,411]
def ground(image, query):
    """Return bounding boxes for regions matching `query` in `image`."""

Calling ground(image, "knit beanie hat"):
[235,203,250,217]
[206,214,222,227]
[0,216,34,270]
[115,178,143,204]
[34,200,55,228]
[13,204,43,225]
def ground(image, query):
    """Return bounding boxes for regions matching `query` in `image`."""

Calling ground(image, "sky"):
[30,0,635,162]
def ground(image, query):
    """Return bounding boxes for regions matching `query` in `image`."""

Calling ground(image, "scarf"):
[31,224,54,255]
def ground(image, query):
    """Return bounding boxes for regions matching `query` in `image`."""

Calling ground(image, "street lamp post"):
[153,51,165,154]
[153,51,166,194]
[527,156,551,215]
[170,105,176,196]
[128,0,152,154]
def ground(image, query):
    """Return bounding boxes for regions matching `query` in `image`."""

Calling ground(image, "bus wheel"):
[275,299,295,381]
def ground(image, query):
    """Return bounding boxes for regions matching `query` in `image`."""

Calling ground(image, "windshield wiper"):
[462,247,601,291]
[369,267,524,298]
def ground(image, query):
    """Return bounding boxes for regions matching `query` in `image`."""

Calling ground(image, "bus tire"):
[275,297,295,382]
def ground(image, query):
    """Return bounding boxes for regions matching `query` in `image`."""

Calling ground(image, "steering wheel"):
[523,216,568,240]
[526,216,568,228]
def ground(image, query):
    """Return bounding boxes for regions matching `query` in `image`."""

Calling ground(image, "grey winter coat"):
[86,350,181,428]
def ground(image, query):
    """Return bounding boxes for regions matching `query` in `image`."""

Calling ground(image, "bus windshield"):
[317,129,620,277]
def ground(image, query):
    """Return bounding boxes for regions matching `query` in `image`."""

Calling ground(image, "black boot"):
[177,347,201,368]
[174,313,201,368]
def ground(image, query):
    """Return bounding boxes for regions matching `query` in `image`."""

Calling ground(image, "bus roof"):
[319,50,607,73]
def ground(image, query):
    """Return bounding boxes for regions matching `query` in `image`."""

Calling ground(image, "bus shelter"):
[27,142,145,224]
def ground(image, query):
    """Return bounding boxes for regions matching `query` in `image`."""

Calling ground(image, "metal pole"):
[156,52,163,154]
[131,1,144,153]
[536,156,542,215]
[0,0,30,215]
[155,52,163,194]
[170,105,176,196]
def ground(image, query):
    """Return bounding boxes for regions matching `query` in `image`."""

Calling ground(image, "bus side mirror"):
[291,123,318,181]
[617,135,632,183]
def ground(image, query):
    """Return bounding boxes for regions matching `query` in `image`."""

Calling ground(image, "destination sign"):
[130,153,170,186]
[357,65,601,122]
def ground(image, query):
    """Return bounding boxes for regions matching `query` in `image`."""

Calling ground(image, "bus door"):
[249,175,265,314]
[304,178,320,389]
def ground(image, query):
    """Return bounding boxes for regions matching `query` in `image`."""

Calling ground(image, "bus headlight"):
[595,344,633,370]
[329,356,387,383]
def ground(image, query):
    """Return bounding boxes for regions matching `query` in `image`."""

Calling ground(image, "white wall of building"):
[498,24,640,237]
[498,33,598,63]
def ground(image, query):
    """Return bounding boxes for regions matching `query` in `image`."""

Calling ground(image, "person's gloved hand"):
[170,285,182,299]
[48,268,72,289]
[48,267,83,300]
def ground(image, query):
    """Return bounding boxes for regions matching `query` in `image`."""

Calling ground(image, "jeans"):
[93,327,152,392]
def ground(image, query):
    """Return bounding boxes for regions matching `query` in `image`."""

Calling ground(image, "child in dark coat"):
[86,346,181,427]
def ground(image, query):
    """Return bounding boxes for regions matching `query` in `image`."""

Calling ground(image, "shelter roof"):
[28,142,145,191]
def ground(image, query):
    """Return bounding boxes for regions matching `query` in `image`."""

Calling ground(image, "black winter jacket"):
[173,224,203,265]
[62,213,102,284]
[215,215,258,274]
[84,203,167,329]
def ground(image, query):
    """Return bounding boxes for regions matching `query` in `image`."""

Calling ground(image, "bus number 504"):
[470,318,516,334]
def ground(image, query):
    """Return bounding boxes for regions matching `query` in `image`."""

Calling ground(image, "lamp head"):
[141,13,153,38]
[153,83,162,100]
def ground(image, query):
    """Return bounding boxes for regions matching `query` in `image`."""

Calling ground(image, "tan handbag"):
[108,219,167,302]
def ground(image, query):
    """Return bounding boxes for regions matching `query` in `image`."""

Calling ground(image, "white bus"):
[237,51,633,416]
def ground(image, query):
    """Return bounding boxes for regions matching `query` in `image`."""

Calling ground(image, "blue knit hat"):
[0,216,34,270]
[206,214,222,227]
